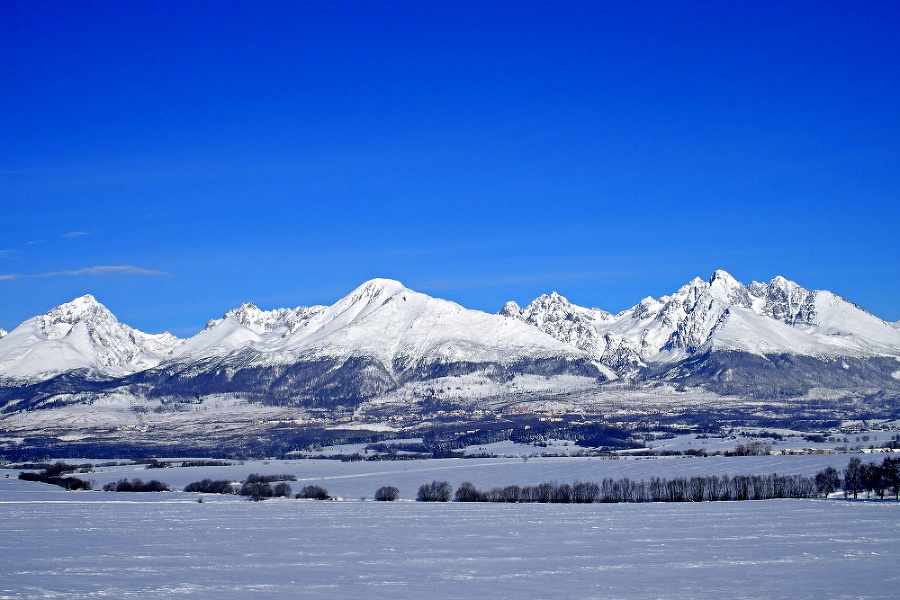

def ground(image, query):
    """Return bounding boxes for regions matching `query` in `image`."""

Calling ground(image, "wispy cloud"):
[62,231,91,239]
[0,249,17,259]
[27,239,45,245]
[0,265,169,280]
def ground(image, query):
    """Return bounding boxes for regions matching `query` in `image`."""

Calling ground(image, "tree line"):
[414,457,900,503]
[418,474,822,503]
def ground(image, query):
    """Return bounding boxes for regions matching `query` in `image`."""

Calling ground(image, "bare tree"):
[417,480,452,502]
[273,482,293,498]
[843,457,863,499]
[454,481,481,502]
[374,486,399,501]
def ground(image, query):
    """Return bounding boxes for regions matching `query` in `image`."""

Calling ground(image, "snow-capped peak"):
[499,301,522,318]
[507,270,900,376]
[342,278,408,306]
[0,295,182,380]
[319,278,412,328]
[0,328,7,339]
[706,270,752,308]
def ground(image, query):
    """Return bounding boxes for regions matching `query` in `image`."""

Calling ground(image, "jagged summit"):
[0,294,181,380]
[507,270,900,378]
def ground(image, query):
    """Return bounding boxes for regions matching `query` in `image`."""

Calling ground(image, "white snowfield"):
[0,271,898,385]
[1,456,898,599]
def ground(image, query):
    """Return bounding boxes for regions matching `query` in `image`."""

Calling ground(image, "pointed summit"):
[0,295,180,380]
[41,294,119,330]
[345,278,408,302]
[707,270,752,308]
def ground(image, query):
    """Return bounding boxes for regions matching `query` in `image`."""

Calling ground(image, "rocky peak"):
[499,301,522,318]
[750,276,811,325]
[707,270,752,308]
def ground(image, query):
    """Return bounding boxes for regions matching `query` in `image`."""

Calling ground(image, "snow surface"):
[1,472,897,599]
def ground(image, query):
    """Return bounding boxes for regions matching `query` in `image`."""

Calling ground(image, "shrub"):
[454,481,481,502]
[296,485,330,500]
[240,479,273,501]
[103,478,171,492]
[244,473,297,483]
[374,486,399,501]
[273,482,293,498]
[19,471,92,490]
[184,479,235,494]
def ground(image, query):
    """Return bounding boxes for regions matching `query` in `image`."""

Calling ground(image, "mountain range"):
[1,271,899,454]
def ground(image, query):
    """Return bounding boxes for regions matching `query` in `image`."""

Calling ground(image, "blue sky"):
[2,1,898,336]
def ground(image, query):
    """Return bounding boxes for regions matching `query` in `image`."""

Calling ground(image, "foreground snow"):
[1,477,897,599]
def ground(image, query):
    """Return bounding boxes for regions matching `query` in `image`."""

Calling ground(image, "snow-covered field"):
[2,455,898,599]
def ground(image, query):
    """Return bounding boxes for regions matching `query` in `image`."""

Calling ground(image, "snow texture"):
[1,458,898,600]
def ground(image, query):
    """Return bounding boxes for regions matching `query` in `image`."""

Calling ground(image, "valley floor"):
[2,455,899,599]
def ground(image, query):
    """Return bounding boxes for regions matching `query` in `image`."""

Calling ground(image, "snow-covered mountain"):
[1,273,898,410]
[0,280,602,408]
[0,295,181,381]
[1,273,898,456]
[502,270,900,396]
[133,279,603,403]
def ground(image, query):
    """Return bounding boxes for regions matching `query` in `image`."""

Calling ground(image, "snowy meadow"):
[2,455,898,599]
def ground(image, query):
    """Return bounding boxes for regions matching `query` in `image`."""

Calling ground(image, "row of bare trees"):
[445,473,824,503]
[414,458,899,503]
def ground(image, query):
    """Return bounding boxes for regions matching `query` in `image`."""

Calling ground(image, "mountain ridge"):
[0,272,898,410]
[1,271,898,457]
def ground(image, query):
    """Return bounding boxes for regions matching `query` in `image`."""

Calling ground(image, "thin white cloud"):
[62,231,91,239]
[0,249,17,259]
[27,239,45,245]
[39,265,169,277]
[0,265,168,280]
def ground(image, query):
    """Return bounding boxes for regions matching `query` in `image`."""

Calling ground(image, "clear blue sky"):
[2,1,898,336]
